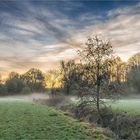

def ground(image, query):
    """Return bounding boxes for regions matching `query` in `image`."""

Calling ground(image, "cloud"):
[107,2,140,17]
[0,1,140,77]
[72,3,140,61]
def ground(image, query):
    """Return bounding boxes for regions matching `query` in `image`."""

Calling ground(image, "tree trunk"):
[96,79,104,125]
[66,84,70,95]
[96,77,100,115]
[96,62,103,125]
[96,62,100,114]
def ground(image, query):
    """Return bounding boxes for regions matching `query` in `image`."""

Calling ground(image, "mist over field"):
[0,93,49,102]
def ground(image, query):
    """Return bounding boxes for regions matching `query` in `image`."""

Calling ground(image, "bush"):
[6,78,24,93]
[60,104,140,140]
[0,84,7,94]
[127,66,140,93]
[21,86,31,94]
[87,106,140,140]
[45,94,70,107]
[107,113,140,140]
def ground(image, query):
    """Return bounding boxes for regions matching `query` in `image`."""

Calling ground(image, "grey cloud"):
[0,1,140,77]
[107,2,140,17]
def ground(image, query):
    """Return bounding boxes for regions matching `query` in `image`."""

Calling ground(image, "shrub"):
[63,111,73,117]
[108,113,140,140]
[127,66,140,93]
[61,104,140,140]
[21,86,31,94]
[6,78,24,93]
[45,94,70,107]
[0,84,7,94]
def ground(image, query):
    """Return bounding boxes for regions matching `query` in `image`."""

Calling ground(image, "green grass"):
[0,102,111,140]
[108,99,140,115]
[72,97,140,115]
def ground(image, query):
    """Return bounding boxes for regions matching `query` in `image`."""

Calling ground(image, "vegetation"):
[110,99,140,115]
[60,60,77,95]
[0,102,113,140]
[127,65,140,93]
[0,52,139,97]
[21,68,45,92]
[6,77,24,93]
[55,100,140,140]
[128,53,140,69]
[0,84,7,94]
[77,36,114,117]
[45,69,62,97]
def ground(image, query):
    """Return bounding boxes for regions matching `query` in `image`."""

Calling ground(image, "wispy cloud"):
[0,1,140,77]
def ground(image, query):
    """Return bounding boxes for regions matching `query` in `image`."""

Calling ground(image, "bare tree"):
[60,60,77,95]
[8,72,20,80]
[107,56,127,83]
[128,53,140,69]
[45,69,62,97]
[21,68,45,92]
[77,36,113,116]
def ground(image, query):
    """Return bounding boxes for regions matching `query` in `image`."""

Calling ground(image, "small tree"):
[5,72,24,94]
[45,69,62,97]
[107,56,127,83]
[128,53,140,69]
[77,36,113,116]
[60,60,77,95]
[21,68,45,92]
[126,53,140,94]
[8,72,20,80]
[0,75,7,94]
[6,78,24,93]
[127,65,140,93]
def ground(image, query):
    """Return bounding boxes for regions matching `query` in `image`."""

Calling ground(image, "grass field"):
[108,99,140,115]
[0,102,111,140]
[72,97,140,115]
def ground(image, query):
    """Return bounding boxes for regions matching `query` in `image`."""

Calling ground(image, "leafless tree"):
[45,69,61,98]
[77,36,113,117]
[60,60,77,94]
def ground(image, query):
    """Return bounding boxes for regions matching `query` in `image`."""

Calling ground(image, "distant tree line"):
[61,52,140,95]
[0,37,140,97]
[0,68,45,94]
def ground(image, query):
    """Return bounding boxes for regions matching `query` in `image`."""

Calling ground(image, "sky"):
[0,0,140,78]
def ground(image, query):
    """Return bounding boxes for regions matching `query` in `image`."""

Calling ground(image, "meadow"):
[0,101,111,140]
[108,99,140,115]
[72,97,140,115]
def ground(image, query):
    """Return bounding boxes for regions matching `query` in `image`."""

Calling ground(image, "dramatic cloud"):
[0,1,140,77]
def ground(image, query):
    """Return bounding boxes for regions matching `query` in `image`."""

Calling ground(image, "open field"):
[72,97,140,115]
[0,102,111,140]
[0,94,139,115]
[109,99,140,115]
[72,96,140,115]
[0,93,49,102]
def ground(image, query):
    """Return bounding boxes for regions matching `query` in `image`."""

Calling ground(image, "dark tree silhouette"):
[60,60,77,95]
[21,68,45,92]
